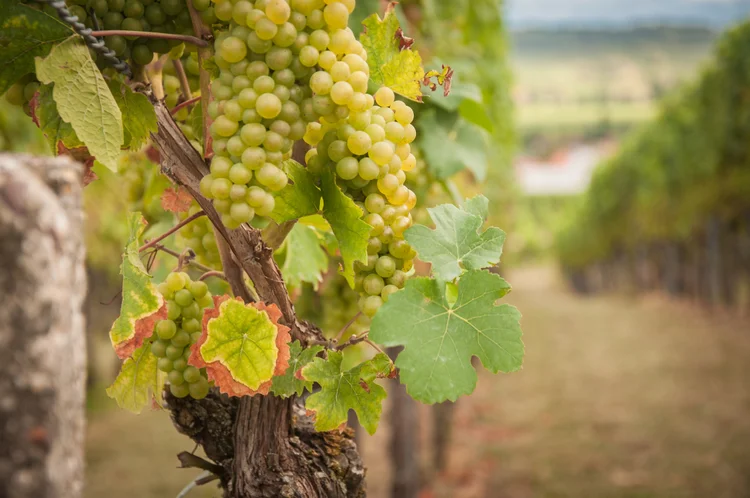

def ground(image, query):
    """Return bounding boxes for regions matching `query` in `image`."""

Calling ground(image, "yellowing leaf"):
[320,170,371,287]
[360,4,425,101]
[109,212,166,359]
[106,341,165,413]
[190,296,291,397]
[0,1,72,95]
[302,352,393,434]
[35,36,123,171]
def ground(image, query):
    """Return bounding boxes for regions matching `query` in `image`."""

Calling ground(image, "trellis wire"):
[40,0,132,77]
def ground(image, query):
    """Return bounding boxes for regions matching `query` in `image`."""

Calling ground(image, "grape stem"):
[172,59,193,103]
[439,178,464,207]
[146,243,215,274]
[199,270,227,282]
[138,210,206,253]
[89,30,209,47]
[170,96,200,116]
[334,312,362,344]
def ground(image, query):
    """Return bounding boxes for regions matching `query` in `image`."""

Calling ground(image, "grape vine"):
[1,0,523,489]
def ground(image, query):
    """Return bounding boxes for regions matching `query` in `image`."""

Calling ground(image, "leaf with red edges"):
[109,212,165,359]
[189,295,291,397]
[161,187,193,213]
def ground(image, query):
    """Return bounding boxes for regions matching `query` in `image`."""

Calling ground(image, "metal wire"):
[40,0,132,77]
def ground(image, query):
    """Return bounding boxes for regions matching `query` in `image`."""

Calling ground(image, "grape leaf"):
[320,170,370,287]
[280,223,328,290]
[360,4,425,101]
[109,212,166,359]
[190,296,291,397]
[271,159,321,223]
[464,194,489,220]
[108,80,157,150]
[369,270,523,404]
[35,36,123,171]
[0,1,72,95]
[270,341,324,398]
[417,109,488,181]
[106,341,165,413]
[33,84,83,150]
[405,196,505,281]
[302,352,393,434]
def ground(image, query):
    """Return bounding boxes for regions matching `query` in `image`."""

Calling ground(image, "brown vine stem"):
[364,338,386,356]
[172,58,193,102]
[170,96,201,115]
[148,243,215,274]
[334,312,362,345]
[186,0,213,158]
[138,210,206,252]
[199,270,227,282]
[90,30,208,47]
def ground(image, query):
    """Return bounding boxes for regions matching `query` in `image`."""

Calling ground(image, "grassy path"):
[424,267,750,498]
[85,266,750,498]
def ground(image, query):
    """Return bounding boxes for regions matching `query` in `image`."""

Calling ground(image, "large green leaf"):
[0,1,72,95]
[360,6,425,101]
[36,36,123,171]
[106,341,165,413]
[417,109,488,181]
[405,196,505,281]
[270,341,324,398]
[108,80,157,150]
[280,223,328,290]
[271,159,322,223]
[370,270,523,404]
[320,170,370,287]
[302,352,393,434]
[109,213,166,359]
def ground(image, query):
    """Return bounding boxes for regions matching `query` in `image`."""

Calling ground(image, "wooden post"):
[387,347,420,498]
[0,154,86,498]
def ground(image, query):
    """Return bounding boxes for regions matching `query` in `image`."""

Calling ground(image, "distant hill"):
[505,0,749,29]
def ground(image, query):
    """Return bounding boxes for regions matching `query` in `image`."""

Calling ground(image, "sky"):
[505,0,750,28]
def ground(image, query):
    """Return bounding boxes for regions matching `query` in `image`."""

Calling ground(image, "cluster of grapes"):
[64,0,192,66]
[305,83,418,321]
[176,204,223,269]
[199,0,360,229]
[151,271,213,399]
[3,75,40,115]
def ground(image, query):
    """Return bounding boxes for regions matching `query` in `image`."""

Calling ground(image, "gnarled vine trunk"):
[0,154,86,498]
[150,99,367,497]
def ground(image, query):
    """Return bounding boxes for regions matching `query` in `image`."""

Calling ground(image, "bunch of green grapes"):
[3,75,40,115]
[152,271,213,399]
[305,83,418,323]
[176,203,223,269]
[199,0,354,228]
[63,0,193,66]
